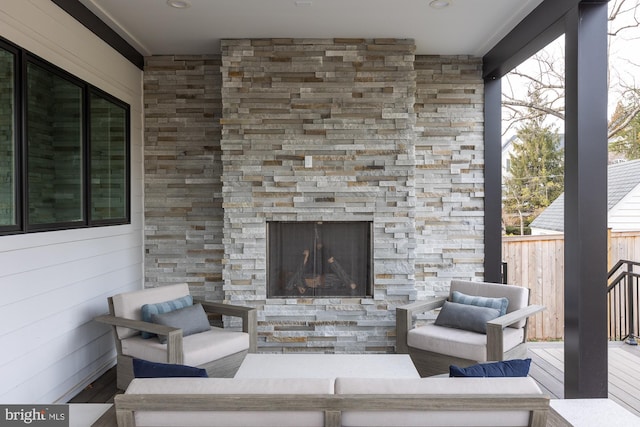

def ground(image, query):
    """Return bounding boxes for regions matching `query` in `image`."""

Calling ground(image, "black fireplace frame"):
[266,221,374,298]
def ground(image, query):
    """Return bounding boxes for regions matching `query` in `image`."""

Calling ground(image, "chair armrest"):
[197,301,258,352]
[94,314,185,364]
[487,304,545,329]
[396,297,447,354]
[485,304,545,361]
[95,314,179,336]
[398,297,448,317]
[198,300,254,318]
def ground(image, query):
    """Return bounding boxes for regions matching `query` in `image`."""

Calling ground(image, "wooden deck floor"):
[73,342,640,426]
[69,366,119,427]
[528,341,640,417]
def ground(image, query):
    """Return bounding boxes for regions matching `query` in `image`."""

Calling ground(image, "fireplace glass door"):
[267,221,372,298]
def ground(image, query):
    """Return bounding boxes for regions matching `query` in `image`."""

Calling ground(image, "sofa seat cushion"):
[407,323,524,362]
[335,377,543,427]
[126,378,333,427]
[121,327,249,367]
[335,376,541,395]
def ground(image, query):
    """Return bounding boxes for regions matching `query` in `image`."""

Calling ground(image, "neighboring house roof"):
[529,193,565,233]
[529,159,640,233]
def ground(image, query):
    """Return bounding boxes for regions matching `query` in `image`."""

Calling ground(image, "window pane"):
[27,62,83,225]
[0,48,15,226]
[90,93,127,221]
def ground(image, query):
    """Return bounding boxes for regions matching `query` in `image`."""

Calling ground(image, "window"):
[0,37,130,235]
[27,61,84,227]
[0,47,16,227]
[90,91,128,222]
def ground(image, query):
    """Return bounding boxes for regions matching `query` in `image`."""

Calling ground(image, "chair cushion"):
[121,327,250,367]
[451,290,509,316]
[141,295,194,339]
[111,283,191,339]
[434,301,501,334]
[449,358,531,377]
[151,303,211,344]
[407,323,525,362]
[133,358,208,378]
[450,280,529,328]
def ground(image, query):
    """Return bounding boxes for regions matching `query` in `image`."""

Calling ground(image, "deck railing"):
[607,259,640,344]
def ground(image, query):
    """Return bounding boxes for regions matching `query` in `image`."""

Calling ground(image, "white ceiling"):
[77,0,544,57]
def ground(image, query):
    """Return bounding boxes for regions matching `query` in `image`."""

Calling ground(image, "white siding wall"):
[609,184,640,232]
[0,1,143,403]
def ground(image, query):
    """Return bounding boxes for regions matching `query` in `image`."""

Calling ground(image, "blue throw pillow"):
[434,301,501,334]
[449,359,532,377]
[140,295,193,339]
[132,358,208,378]
[451,291,509,316]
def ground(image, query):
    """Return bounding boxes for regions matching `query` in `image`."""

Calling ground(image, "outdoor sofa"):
[115,376,549,427]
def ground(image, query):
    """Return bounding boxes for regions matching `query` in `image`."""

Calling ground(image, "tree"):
[609,100,640,159]
[502,0,640,142]
[503,112,564,235]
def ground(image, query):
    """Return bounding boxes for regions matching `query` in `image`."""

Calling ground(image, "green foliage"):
[503,115,564,231]
[609,102,640,160]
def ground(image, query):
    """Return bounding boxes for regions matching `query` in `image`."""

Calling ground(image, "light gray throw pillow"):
[434,301,500,334]
[151,303,211,344]
[451,290,509,316]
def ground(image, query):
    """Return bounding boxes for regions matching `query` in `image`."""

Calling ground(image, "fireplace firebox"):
[267,221,372,298]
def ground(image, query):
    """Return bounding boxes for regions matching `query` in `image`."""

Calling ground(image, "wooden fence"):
[501,231,640,340]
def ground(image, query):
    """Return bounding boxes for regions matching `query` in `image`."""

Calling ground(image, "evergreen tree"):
[609,101,640,160]
[503,115,564,235]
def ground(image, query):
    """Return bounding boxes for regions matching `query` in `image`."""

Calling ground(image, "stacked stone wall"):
[144,55,224,300]
[413,56,485,299]
[220,38,417,352]
[143,43,485,353]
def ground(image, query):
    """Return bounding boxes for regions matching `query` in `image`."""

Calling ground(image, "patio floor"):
[528,341,640,417]
[72,341,640,426]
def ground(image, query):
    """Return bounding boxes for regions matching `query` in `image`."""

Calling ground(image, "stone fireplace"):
[220,38,417,352]
[143,44,485,354]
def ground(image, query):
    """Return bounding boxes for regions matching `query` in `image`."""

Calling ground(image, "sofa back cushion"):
[335,377,544,427]
[125,378,333,427]
[450,280,529,328]
[111,283,191,339]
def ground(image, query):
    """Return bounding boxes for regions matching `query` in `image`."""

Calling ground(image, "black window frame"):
[0,36,130,236]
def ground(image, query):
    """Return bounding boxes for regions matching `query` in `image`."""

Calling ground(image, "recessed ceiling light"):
[295,0,313,7]
[429,0,450,9]
[167,0,191,9]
